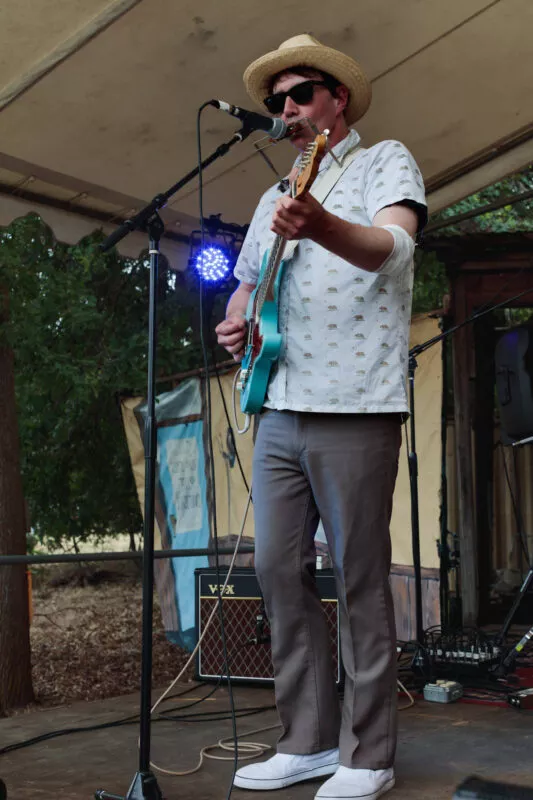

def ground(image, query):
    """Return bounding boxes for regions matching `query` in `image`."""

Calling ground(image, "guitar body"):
[239,249,288,414]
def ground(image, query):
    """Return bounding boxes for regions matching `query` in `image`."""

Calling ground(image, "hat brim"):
[243,44,371,125]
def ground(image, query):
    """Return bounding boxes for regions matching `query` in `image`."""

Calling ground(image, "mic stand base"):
[96,771,164,800]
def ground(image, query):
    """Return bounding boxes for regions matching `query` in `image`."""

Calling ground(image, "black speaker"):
[495,324,533,443]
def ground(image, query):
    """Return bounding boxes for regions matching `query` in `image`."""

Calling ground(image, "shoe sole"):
[233,762,339,791]
[315,776,395,799]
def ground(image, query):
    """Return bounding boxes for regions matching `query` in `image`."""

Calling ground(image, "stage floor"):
[1,684,532,800]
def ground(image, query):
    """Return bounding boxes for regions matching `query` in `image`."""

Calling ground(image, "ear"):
[334,85,349,118]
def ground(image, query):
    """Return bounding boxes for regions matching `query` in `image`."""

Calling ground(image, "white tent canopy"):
[1,0,532,259]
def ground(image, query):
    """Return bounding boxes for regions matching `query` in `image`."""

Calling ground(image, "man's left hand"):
[270,193,327,240]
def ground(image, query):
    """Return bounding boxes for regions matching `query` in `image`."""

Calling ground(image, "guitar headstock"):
[292,131,328,199]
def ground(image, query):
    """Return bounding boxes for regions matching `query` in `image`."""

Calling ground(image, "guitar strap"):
[281,144,362,262]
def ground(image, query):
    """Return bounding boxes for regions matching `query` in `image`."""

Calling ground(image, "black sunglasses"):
[263,80,329,115]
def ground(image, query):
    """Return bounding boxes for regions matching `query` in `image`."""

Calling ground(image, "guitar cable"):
[210,353,250,492]
[148,482,258,779]
[232,368,251,435]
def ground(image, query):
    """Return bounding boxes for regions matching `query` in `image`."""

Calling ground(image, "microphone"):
[209,100,287,140]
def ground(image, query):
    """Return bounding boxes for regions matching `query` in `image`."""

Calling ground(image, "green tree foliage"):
[413,249,448,315]
[430,165,533,235]
[413,165,533,313]
[0,215,205,550]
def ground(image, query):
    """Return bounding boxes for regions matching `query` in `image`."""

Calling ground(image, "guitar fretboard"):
[255,176,299,316]
[252,137,324,320]
[255,234,285,317]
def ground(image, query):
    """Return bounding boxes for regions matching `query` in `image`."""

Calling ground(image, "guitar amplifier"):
[195,567,342,684]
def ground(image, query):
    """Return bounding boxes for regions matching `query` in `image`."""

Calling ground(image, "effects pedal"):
[423,680,463,703]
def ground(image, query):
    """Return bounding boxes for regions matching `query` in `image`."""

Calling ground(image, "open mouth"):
[286,119,312,138]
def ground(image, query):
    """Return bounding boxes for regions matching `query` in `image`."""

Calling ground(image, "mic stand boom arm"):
[97,124,255,800]
[101,127,254,253]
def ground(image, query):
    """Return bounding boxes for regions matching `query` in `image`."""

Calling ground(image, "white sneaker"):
[233,749,340,791]
[315,766,395,799]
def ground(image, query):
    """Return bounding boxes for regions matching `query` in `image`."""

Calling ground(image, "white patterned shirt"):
[234,129,427,413]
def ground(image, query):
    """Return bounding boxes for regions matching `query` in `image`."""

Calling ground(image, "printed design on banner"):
[165,437,204,535]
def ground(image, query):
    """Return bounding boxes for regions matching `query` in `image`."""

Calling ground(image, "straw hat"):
[243,34,371,125]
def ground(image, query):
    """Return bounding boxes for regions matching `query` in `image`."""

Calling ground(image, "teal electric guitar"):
[238,132,328,414]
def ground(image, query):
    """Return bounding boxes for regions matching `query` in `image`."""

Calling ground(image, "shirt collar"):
[292,128,361,176]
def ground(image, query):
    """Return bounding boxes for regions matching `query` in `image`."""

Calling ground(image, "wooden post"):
[474,314,496,622]
[0,287,34,712]
[451,272,479,626]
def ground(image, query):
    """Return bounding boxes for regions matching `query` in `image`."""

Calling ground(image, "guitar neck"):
[253,132,327,319]
[256,233,287,316]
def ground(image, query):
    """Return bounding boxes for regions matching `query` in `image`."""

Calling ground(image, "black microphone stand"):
[95,124,255,800]
[407,347,426,647]
[406,283,533,654]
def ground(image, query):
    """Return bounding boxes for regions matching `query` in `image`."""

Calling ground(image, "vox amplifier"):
[195,567,342,684]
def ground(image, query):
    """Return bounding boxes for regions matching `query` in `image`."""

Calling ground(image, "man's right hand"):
[215,315,247,362]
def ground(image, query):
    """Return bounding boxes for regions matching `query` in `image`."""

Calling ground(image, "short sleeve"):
[363,140,427,232]
[233,205,261,285]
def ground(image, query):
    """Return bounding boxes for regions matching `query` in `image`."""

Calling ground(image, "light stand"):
[95,124,255,800]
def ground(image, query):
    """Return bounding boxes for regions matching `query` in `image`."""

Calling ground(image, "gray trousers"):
[252,410,401,770]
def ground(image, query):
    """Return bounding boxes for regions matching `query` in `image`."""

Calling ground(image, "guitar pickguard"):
[239,250,288,414]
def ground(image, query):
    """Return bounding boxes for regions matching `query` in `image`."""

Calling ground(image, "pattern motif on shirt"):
[233,129,427,413]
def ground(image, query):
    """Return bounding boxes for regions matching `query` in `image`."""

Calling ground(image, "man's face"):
[269,70,347,148]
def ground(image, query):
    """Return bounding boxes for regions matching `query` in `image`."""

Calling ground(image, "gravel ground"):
[28,563,193,708]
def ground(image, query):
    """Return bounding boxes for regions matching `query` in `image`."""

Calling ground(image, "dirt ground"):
[27,562,194,709]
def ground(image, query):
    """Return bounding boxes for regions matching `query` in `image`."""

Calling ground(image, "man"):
[216,34,426,800]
